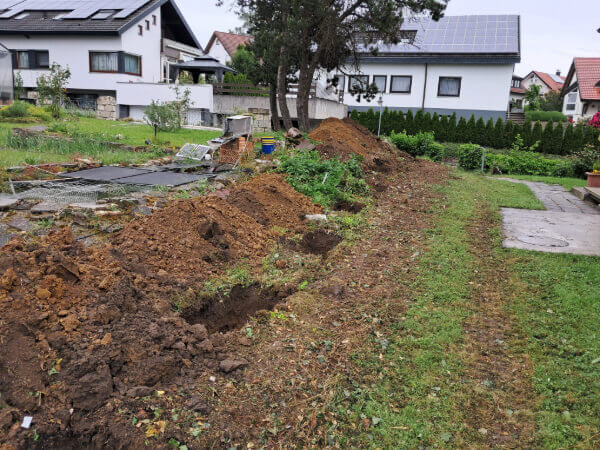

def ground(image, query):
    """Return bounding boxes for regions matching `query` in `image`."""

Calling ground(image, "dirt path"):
[460,203,537,446]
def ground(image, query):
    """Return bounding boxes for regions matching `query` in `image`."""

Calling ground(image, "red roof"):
[205,31,252,57]
[526,71,565,92]
[573,58,600,101]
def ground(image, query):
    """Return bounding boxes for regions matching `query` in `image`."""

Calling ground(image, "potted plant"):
[587,162,600,188]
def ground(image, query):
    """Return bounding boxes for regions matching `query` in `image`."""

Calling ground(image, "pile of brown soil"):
[227,173,322,231]
[308,117,403,173]
[0,173,322,448]
[112,195,272,284]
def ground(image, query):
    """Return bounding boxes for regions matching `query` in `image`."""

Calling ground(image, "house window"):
[373,75,387,93]
[35,51,49,68]
[152,14,157,25]
[15,51,30,68]
[566,91,577,111]
[138,25,143,35]
[123,53,141,76]
[390,75,412,93]
[512,79,521,88]
[145,20,150,30]
[438,77,461,97]
[349,75,369,92]
[90,52,119,72]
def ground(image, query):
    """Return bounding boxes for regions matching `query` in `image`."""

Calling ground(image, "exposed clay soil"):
[0,119,420,449]
[181,284,294,334]
[297,230,342,256]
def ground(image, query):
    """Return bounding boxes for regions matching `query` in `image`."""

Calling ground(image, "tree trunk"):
[269,83,280,131]
[277,47,294,131]
[296,64,317,131]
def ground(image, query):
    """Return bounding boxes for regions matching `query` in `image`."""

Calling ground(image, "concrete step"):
[585,187,600,203]
[571,187,591,201]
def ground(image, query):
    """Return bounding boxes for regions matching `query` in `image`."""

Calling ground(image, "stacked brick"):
[219,136,254,164]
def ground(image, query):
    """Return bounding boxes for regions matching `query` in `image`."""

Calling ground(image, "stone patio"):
[498,178,600,256]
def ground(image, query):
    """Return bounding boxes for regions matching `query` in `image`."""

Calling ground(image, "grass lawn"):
[0,117,222,170]
[57,117,221,147]
[338,172,599,447]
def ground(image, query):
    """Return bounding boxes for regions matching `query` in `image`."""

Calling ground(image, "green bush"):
[458,144,483,170]
[0,100,31,118]
[277,150,369,207]
[525,110,568,123]
[572,145,600,177]
[486,151,573,177]
[389,130,444,161]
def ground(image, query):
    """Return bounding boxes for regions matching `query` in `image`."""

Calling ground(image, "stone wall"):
[97,95,116,120]
[248,108,271,133]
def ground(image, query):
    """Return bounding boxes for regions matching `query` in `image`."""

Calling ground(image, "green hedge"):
[350,109,600,155]
[458,144,575,177]
[525,110,568,123]
[389,130,444,161]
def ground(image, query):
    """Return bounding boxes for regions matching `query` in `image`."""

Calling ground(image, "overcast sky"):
[178,0,600,76]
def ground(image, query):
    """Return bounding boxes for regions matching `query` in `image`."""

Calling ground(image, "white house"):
[0,0,207,119]
[509,74,525,113]
[336,15,521,121]
[561,58,600,122]
[521,70,565,97]
[205,31,251,66]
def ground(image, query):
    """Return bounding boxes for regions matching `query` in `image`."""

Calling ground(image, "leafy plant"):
[389,131,444,161]
[13,71,24,99]
[0,100,30,118]
[511,134,540,152]
[144,85,193,132]
[525,84,542,111]
[525,110,568,123]
[277,150,369,208]
[458,144,483,171]
[36,63,71,119]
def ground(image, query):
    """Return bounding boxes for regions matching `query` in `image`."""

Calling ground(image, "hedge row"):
[350,109,600,155]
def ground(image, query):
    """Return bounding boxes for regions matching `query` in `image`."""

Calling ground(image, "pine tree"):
[552,123,564,154]
[504,120,515,149]
[395,111,406,135]
[457,117,469,143]
[465,115,477,143]
[350,109,360,122]
[405,109,415,134]
[521,121,533,147]
[423,112,433,133]
[438,114,449,142]
[531,121,543,150]
[541,121,554,153]
[562,123,575,154]
[431,112,440,140]
[484,118,495,147]
[414,110,425,134]
[493,118,505,148]
[448,113,458,142]
[473,117,485,146]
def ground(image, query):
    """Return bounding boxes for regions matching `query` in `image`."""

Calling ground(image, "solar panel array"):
[380,15,520,54]
[0,0,151,19]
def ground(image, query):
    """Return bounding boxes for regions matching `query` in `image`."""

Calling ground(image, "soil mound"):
[0,173,321,448]
[113,195,272,283]
[227,173,322,231]
[308,118,402,173]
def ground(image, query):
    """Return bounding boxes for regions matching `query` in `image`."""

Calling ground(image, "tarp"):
[0,43,14,104]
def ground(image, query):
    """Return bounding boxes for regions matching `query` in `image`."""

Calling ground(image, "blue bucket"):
[262,137,275,154]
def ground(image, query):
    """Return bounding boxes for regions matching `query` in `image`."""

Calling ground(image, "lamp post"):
[377,95,384,136]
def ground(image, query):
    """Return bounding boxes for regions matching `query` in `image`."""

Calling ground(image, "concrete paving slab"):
[7,216,34,232]
[586,187,600,203]
[60,166,152,182]
[0,195,18,210]
[501,208,600,256]
[114,171,208,186]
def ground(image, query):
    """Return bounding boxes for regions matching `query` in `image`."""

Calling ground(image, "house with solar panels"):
[336,15,521,121]
[0,0,212,119]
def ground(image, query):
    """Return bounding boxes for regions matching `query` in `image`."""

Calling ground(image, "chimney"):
[556,69,562,77]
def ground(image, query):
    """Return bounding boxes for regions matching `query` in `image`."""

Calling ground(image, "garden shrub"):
[525,110,568,123]
[572,145,600,177]
[486,151,574,177]
[0,100,30,118]
[458,144,483,170]
[277,150,369,207]
[389,131,444,161]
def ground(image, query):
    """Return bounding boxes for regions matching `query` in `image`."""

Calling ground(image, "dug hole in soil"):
[0,119,405,448]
